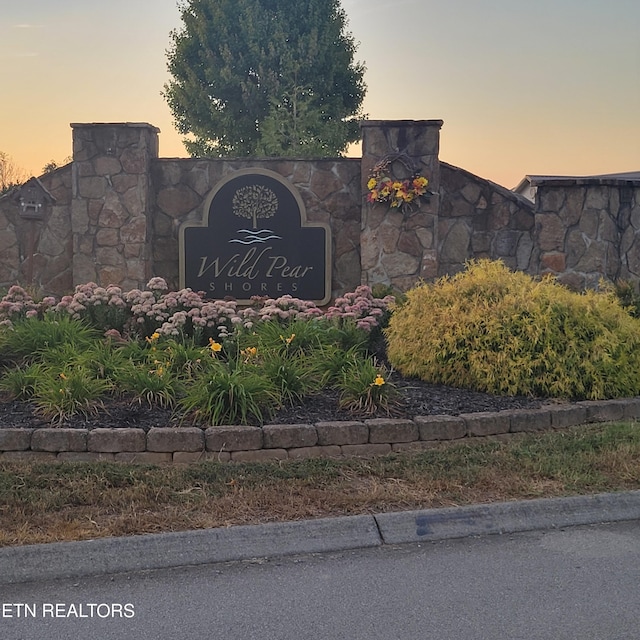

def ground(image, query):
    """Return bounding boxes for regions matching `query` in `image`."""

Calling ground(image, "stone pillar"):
[71,122,159,289]
[360,120,443,291]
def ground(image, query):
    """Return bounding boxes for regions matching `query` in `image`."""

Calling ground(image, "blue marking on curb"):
[415,516,432,536]
[415,512,486,537]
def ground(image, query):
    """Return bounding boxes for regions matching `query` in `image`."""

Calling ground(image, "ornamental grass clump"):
[337,356,397,415]
[116,361,181,409]
[386,259,640,400]
[1,315,99,359]
[0,363,44,400]
[178,361,279,426]
[31,367,112,424]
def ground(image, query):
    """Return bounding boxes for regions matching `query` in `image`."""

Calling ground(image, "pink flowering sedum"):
[0,278,395,341]
[325,285,395,331]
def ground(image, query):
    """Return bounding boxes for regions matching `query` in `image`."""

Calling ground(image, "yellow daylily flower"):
[209,338,223,353]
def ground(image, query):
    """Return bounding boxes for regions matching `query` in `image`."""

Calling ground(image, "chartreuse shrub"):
[613,280,640,318]
[386,260,640,400]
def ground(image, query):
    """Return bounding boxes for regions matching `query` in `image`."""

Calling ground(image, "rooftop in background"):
[514,171,640,202]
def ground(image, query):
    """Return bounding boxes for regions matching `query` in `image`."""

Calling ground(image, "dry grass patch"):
[1,422,639,547]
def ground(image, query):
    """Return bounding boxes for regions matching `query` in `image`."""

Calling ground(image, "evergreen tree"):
[164,0,366,157]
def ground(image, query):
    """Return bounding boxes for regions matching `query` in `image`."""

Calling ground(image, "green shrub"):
[613,280,640,318]
[386,260,640,400]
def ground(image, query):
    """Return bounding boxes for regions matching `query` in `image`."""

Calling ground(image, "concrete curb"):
[1,491,639,585]
[0,515,380,586]
[375,490,640,544]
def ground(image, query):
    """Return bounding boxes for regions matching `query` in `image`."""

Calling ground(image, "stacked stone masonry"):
[1,398,638,463]
[438,162,537,278]
[1,120,638,297]
[359,120,442,290]
[533,177,640,290]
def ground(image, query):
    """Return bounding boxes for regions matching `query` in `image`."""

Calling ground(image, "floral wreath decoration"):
[366,153,430,214]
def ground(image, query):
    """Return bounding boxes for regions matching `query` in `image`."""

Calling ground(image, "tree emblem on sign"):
[232,184,278,228]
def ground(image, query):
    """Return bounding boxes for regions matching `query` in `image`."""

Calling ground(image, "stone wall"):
[0,164,73,293]
[439,162,536,277]
[1,397,637,464]
[1,119,639,298]
[533,177,640,289]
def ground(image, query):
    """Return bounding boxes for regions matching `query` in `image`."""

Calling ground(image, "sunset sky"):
[1,0,638,189]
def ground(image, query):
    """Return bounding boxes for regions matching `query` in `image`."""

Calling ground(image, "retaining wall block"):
[578,400,626,423]
[57,452,116,462]
[205,426,263,452]
[1,451,57,461]
[287,446,342,460]
[315,421,367,446]
[0,428,33,451]
[461,412,510,437]
[549,404,588,428]
[622,398,640,419]
[231,449,288,463]
[414,415,466,441]
[88,428,146,453]
[392,441,442,453]
[508,409,552,433]
[31,428,87,452]
[262,424,317,449]
[114,452,172,464]
[366,418,419,443]
[146,427,204,452]
[340,443,392,457]
[173,451,231,464]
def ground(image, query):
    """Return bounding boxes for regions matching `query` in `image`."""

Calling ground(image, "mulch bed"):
[0,374,550,431]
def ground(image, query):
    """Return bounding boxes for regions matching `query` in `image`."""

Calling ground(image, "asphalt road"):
[2,520,639,640]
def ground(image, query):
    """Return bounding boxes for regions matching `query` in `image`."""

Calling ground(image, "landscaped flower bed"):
[3,260,640,433]
[0,280,398,426]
